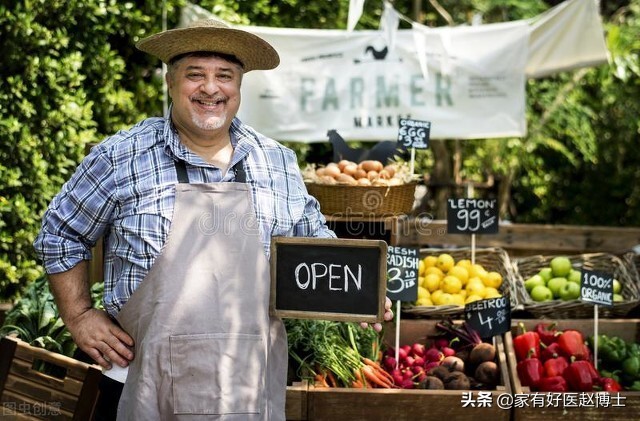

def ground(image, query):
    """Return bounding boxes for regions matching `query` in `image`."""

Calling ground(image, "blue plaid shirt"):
[34,115,335,317]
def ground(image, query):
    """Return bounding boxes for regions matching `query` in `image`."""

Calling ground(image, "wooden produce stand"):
[505,319,640,421]
[395,219,640,256]
[286,319,512,421]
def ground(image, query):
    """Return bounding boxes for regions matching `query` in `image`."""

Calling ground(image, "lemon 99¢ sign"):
[447,198,499,234]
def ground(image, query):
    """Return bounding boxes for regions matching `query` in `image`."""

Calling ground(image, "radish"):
[411,343,426,357]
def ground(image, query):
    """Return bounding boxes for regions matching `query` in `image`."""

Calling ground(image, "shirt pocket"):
[169,333,265,415]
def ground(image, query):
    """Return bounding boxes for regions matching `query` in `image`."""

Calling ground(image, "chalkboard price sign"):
[580,269,614,307]
[270,237,388,323]
[447,198,499,234]
[464,296,511,338]
[386,246,419,302]
[397,118,430,149]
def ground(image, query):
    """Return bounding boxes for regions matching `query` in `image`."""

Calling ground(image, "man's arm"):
[48,261,134,369]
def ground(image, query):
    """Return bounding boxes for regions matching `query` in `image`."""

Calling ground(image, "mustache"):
[191,95,228,102]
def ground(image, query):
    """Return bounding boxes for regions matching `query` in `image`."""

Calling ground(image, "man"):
[34,18,392,420]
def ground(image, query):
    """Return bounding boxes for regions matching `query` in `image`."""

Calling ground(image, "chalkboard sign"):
[464,296,511,338]
[386,246,419,302]
[447,198,499,234]
[580,269,614,307]
[270,237,387,322]
[397,118,430,149]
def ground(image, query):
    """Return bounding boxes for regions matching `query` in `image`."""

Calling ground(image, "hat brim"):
[136,26,279,72]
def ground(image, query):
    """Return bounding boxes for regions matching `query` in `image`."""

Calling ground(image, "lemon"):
[416,297,433,306]
[423,255,438,268]
[436,253,455,273]
[459,289,467,299]
[447,266,469,285]
[441,275,462,294]
[456,259,472,269]
[430,289,444,304]
[435,292,454,306]
[465,294,483,304]
[466,277,487,298]
[484,287,502,298]
[483,271,503,289]
[424,274,442,293]
[418,276,426,288]
[469,263,489,281]
[425,267,445,279]
[418,259,426,276]
[418,286,430,300]
[450,293,465,306]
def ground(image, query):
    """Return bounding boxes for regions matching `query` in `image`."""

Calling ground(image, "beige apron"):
[115,161,288,420]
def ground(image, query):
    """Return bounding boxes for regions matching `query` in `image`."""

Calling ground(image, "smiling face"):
[166,53,243,143]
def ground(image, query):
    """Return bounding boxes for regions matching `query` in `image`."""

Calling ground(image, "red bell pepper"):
[540,342,563,361]
[517,358,544,390]
[543,356,569,378]
[581,343,592,362]
[564,360,598,391]
[599,377,623,392]
[535,322,559,346]
[538,375,568,392]
[514,323,541,361]
[557,329,586,360]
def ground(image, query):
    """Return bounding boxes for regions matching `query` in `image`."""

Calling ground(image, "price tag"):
[580,269,614,307]
[397,118,430,149]
[464,296,511,338]
[386,246,419,301]
[447,198,499,234]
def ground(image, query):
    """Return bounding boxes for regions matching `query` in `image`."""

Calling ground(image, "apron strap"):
[173,159,246,184]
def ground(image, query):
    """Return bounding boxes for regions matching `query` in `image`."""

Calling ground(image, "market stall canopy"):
[179,0,607,142]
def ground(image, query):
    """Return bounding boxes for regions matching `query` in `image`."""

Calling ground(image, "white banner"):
[180,0,607,142]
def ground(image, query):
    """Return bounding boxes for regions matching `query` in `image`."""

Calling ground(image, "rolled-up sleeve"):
[33,145,116,274]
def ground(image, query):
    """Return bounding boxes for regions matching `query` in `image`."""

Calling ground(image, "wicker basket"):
[305,182,417,216]
[402,247,519,318]
[513,253,640,318]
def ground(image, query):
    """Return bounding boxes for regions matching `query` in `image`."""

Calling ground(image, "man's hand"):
[65,308,134,370]
[47,261,134,370]
[360,296,394,333]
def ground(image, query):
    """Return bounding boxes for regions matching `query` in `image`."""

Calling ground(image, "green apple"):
[613,293,624,302]
[559,281,581,301]
[525,275,546,293]
[613,279,622,294]
[538,268,553,283]
[530,285,554,302]
[567,269,582,284]
[550,256,572,278]
[547,277,568,299]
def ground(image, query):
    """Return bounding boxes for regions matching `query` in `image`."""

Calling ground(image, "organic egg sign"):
[269,237,388,323]
[397,118,430,149]
[447,198,499,234]
[580,269,614,307]
[386,246,419,302]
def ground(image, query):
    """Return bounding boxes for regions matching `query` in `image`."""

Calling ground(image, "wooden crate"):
[302,320,512,421]
[286,381,309,420]
[505,319,640,421]
[0,336,102,420]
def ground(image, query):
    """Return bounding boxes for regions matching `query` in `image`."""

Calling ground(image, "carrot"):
[362,357,395,384]
[361,365,394,388]
[314,373,329,388]
[326,370,337,388]
[351,379,365,388]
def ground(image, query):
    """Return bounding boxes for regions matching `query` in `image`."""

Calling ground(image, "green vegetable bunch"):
[588,334,640,391]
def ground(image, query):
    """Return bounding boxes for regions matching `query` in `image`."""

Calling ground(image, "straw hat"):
[136,18,279,72]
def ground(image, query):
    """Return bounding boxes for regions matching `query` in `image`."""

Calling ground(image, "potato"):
[335,173,357,185]
[383,164,397,178]
[366,170,379,181]
[360,160,384,172]
[356,177,371,186]
[354,168,368,180]
[342,163,358,177]
[319,175,337,185]
[324,163,341,178]
[315,167,326,177]
[338,160,354,172]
